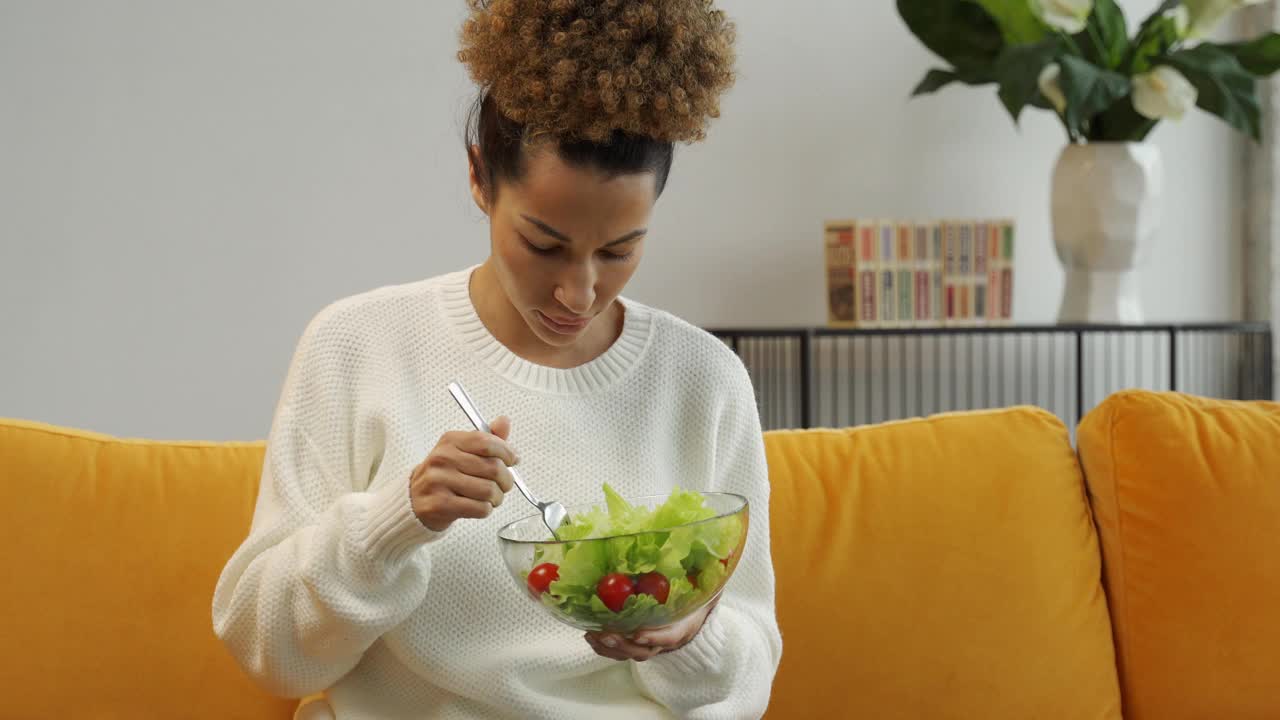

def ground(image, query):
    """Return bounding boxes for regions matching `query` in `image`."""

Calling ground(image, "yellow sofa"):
[2,390,1277,719]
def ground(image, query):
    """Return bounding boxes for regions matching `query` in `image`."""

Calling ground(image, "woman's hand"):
[584,599,717,662]
[411,416,517,532]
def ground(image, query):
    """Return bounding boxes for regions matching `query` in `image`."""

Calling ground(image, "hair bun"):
[458,0,736,143]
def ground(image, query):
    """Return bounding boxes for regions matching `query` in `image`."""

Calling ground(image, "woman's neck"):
[469,261,623,370]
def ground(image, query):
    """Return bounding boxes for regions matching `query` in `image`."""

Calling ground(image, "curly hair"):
[458,0,737,145]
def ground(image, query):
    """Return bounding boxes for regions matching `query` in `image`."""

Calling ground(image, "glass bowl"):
[496,491,749,634]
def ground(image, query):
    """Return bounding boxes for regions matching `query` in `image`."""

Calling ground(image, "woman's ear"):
[467,145,490,215]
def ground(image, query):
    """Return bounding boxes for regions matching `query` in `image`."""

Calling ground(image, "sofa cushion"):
[0,419,294,719]
[763,407,1121,719]
[1078,391,1280,719]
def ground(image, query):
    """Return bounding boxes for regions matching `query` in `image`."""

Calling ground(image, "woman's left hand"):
[584,600,717,662]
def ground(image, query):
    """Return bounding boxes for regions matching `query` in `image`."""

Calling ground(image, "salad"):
[521,484,744,633]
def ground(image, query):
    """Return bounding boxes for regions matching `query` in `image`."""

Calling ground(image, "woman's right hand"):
[410,416,517,532]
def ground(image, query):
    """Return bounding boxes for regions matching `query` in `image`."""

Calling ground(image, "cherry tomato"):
[634,572,671,604]
[596,573,636,613]
[687,573,699,589]
[527,563,559,595]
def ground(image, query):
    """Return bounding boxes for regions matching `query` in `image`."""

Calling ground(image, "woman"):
[212,1,782,717]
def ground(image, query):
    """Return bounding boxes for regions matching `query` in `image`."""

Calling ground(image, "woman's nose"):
[554,265,596,314]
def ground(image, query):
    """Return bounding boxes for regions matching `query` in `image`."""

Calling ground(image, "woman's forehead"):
[506,151,657,221]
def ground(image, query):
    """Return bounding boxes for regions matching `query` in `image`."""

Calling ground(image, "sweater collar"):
[439,266,654,394]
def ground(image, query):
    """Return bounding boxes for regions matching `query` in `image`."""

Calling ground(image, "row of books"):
[824,218,1015,328]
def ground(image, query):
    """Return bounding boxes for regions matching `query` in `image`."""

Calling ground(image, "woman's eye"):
[601,250,634,262]
[523,238,559,256]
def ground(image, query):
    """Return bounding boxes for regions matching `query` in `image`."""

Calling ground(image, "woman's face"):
[470,146,656,349]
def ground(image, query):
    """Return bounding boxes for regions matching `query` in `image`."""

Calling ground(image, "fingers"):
[489,415,512,440]
[631,625,684,649]
[632,604,714,651]
[433,493,496,521]
[446,429,519,467]
[413,459,505,508]
[410,418,519,532]
[584,632,664,662]
[446,473,506,507]
[438,446,514,493]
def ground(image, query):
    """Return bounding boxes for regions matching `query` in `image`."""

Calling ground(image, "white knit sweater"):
[211,267,783,720]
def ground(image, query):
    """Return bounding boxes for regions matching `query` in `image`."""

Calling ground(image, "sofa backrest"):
[0,419,294,719]
[4,405,1140,719]
[1078,391,1280,719]
[762,407,1122,719]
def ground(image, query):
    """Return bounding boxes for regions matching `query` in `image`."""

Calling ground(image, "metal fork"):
[447,381,568,540]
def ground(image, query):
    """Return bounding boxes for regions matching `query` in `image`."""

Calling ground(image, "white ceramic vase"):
[1050,142,1163,324]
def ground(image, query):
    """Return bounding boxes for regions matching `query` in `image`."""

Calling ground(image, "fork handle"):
[447,381,540,507]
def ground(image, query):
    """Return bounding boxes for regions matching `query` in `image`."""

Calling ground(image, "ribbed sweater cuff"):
[649,608,729,675]
[358,478,445,565]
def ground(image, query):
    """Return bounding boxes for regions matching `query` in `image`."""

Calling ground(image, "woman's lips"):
[537,310,590,334]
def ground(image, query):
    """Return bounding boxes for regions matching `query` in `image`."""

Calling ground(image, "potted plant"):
[898,0,1280,323]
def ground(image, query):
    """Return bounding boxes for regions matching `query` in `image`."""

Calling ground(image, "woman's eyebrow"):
[521,214,647,246]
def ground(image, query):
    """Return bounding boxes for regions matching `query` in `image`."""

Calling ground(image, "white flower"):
[1031,0,1094,35]
[1164,5,1190,37]
[1038,63,1068,114]
[1184,0,1266,38]
[1131,66,1198,121]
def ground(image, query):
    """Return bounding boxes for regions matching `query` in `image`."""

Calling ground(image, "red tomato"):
[596,573,636,612]
[527,563,559,595]
[634,572,671,604]
[687,573,699,589]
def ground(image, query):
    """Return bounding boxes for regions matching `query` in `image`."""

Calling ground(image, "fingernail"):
[634,637,649,645]
[602,637,618,648]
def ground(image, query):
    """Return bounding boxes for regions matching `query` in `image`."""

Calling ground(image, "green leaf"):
[647,486,717,530]
[1125,0,1185,73]
[1144,0,1186,28]
[911,67,996,96]
[897,0,1005,74]
[1217,33,1280,76]
[1089,100,1158,142]
[549,539,607,597]
[991,37,1065,123]
[1057,54,1132,138]
[1080,0,1129,69]
[912,69,960,95]
[663,575,699,615]
[1162,44,1261,141]
[967,0,1049,44]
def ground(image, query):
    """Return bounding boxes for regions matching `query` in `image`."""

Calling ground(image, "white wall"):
[0,0,1246,440]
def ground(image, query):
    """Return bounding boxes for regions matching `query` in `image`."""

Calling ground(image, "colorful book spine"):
[913,223,931,326]
[961,222,977,325]
[823,219,858,327]
[897,222,914,328]
[879,220,896,327]
[858,222,879,328]
[986,222,1001,324]
[999,218,1015,325]
[974,220,989,326]
[943,221,958,326]
[930,223,944,326]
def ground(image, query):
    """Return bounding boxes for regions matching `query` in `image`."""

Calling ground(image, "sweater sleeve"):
[211,307,445,699]
[631,353,784,719]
